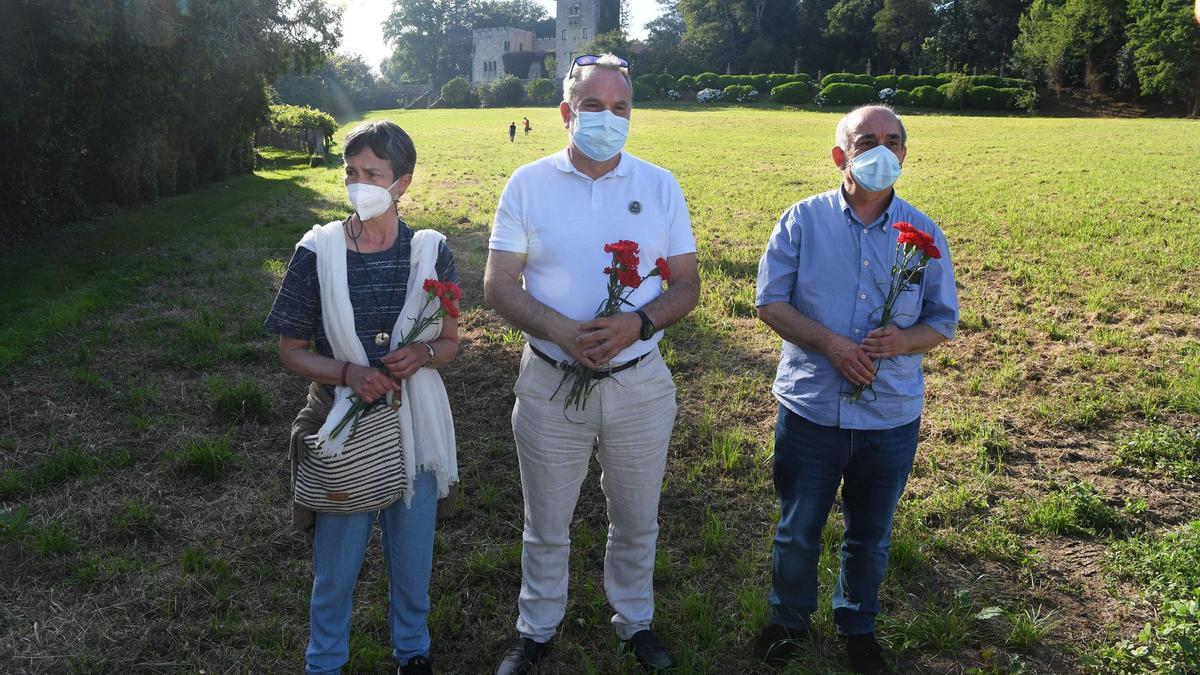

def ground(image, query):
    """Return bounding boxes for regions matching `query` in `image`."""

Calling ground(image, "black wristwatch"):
[635,309,656,341]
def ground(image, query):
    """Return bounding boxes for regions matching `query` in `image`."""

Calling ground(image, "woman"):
[265,120,459,675]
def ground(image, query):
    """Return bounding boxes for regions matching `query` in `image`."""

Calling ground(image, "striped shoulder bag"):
[296,404,407,513]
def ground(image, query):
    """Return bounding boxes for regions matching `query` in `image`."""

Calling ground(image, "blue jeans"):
[306,471,437,675]
[769,405,920,636]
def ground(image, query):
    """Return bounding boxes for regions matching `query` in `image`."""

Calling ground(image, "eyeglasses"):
[568,54,629,79]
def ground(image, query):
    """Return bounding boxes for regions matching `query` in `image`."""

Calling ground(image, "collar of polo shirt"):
[554,147,633,179]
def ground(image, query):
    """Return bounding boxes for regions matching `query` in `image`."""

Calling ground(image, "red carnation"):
[922,244,942,259]
[618,267,642,289]
[654,257,671,283]
[423,279,438,293]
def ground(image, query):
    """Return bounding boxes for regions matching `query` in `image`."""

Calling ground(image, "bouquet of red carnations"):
[851,222,941,403]
[554,240,670,410]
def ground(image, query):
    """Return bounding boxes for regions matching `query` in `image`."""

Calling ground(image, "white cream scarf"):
[297,220,459,502]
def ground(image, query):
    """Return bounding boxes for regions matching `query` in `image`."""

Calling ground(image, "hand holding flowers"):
[321,278,462,446]
[554,240,670,410]
[849,222,940,403]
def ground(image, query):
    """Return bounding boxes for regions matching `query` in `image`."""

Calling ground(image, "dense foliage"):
[267,105,338,153]
[0,0,339,238]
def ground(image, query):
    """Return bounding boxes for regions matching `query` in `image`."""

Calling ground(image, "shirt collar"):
[838,185,896,229]
[553,147,633,179]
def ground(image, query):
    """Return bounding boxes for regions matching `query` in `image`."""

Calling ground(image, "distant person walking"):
[509,121,517,143]
[523,117,531,135]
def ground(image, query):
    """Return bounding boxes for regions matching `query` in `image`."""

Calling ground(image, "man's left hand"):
[577,313,641,366]
[862,324,909,359]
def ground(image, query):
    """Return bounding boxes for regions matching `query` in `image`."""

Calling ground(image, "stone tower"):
[555,0,621,81]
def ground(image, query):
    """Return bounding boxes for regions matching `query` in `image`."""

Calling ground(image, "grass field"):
[1,104,1198,674]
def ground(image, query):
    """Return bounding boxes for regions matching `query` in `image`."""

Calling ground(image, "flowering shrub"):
[666,89,681,101]
[696,88,725,103]
[878,87,896,104]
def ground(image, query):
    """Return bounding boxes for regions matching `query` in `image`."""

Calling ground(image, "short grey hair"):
[562,53,633,108]
[343,120,417,179]
[835,105,907,152]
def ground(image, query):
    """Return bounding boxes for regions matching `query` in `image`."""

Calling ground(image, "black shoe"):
[399,655,433,675]
[753,623,808,666]
[622,629,676,671]
[845,633,889,674]
[494,637,551,675]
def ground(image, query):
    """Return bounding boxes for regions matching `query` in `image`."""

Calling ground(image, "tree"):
[383,0,476,86]
[925,0,1029,73]
[826,0,884,71]
[580,29,637,67]
[1126,0,1200,115]
[1013,0,1126,93]
[677,0,801,74]
[475,0,549,30]
[440,76,475,106]
[874,0,937,72]
[0,0,340,238]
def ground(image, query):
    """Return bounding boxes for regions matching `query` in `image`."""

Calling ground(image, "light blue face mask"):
[570,109,630,161]
[848,144,902,192]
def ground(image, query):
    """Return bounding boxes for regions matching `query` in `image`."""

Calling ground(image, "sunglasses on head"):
[569,54,629,78]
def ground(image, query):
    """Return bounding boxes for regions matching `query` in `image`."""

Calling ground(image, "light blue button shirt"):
[755,187,959,430]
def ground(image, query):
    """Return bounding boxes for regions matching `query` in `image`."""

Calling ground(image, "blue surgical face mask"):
[570,109,630,161]
[848,144,902,192]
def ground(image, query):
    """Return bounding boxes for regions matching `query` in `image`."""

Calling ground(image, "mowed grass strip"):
[0,105,1197,672]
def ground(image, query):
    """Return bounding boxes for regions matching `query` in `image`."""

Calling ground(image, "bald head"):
[836,105,906,153]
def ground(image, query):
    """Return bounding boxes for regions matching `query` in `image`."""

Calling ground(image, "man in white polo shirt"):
[484,54,700,674]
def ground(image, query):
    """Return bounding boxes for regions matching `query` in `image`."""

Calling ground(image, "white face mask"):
[347,178,400,220]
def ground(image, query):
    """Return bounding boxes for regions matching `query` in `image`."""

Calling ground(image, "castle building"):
[471,0,620,84]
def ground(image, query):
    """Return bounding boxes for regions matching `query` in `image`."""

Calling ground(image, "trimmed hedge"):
[897,74,948,90]
[893,89,912,106]
[965,85,1009,109]
[818,82,877,106]
[632,82,655,102]
[874,74,899,90]
[909,85,945,108]
[821,72,876,88]
[770,81,814,104]
[695,72,722,89]
[676,75,697,92]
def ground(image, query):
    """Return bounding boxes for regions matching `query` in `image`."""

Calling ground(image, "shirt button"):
[860,294,867,300]
[854,329,862,335]
[862,228,868,234]
[863,260,870,266]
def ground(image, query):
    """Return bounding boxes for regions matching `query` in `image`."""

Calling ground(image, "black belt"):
[529,343,648,380]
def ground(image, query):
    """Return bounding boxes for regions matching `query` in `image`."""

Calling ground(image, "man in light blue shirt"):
[753,106,958,674]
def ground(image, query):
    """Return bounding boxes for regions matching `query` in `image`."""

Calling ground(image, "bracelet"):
[339,361,350,386]
[422,342,436,367]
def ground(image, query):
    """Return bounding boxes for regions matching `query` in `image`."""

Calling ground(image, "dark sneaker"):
[622,629,676,671]
[845,633,889,674]
[399,655,433,675]
[753,623,809,666]
[494,637,551,675]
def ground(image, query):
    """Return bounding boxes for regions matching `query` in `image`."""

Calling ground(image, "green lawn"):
[1,105,1198,673]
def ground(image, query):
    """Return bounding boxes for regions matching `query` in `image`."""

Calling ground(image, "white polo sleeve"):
[664,174,696,257]
[488,169,529,254]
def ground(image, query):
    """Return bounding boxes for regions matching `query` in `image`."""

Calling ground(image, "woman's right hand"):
[346,364,401,402]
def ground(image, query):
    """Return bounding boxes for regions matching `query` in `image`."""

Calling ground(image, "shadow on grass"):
[0,150,334,375]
